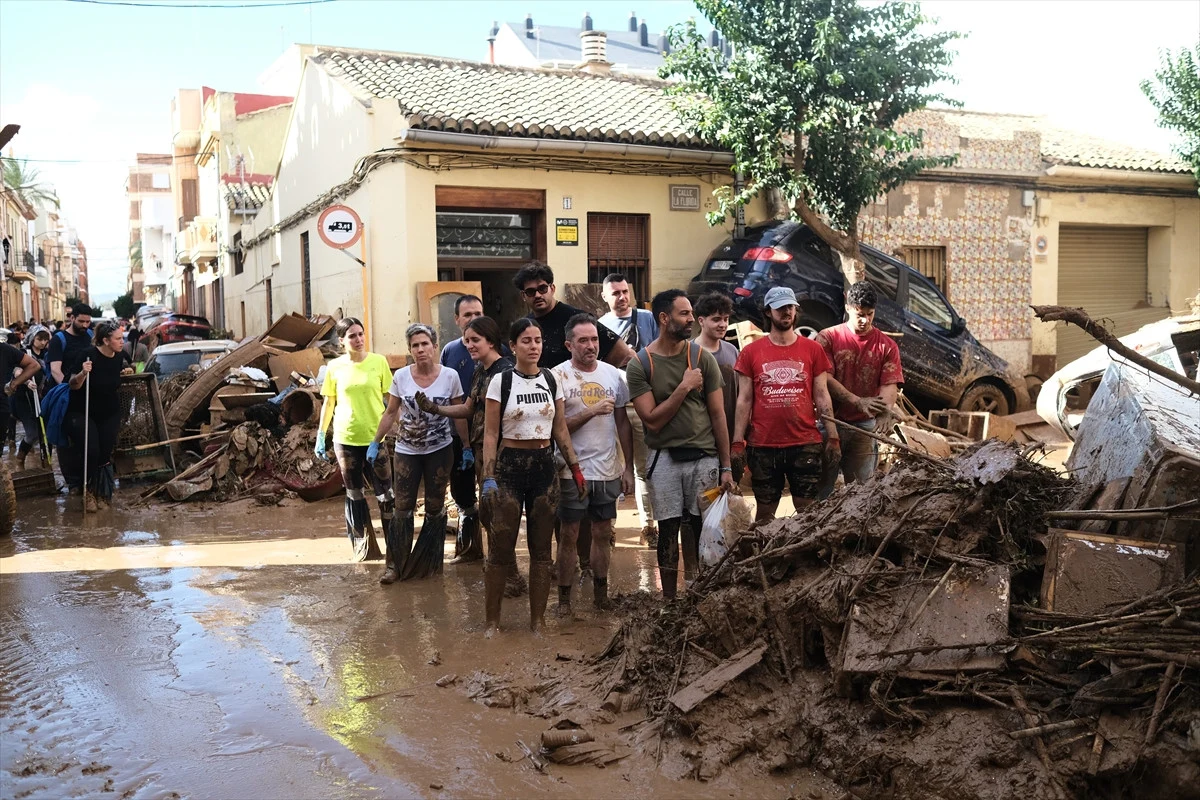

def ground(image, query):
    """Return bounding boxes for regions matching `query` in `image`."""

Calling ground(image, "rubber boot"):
[382,512,414,584]
[504,565,528,598]
[593,577,613,610]
[484,562,507,637]
[529,560,553,634]
[681,516,700,585]
[555,584,573,619]
[16,441,31,472]
[401,510,447,580]
[449,508,483,564]
[346,492,383,562]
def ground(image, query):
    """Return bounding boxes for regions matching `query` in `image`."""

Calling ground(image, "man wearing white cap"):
[732,287,838,522]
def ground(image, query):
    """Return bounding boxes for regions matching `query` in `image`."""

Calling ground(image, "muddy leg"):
[383,512,413,584]
[555,519,579,618]
[577,517,592,577]
[680,514,701,584]
[527,483,558,634]
[485,489,522,636]
[590,517,614,611]
[657,517,681,601]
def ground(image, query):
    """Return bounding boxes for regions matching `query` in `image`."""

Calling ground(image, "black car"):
[688,221,1029,415]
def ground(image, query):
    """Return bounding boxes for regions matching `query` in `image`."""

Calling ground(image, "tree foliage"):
[1141,43,1200,194]
[112,292,136,320]
[129,240,143,272]
[1,157,60,210]
[661,0,960,267]
[64,295,83,311]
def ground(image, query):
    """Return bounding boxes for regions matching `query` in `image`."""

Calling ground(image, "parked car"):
[143,339,239,379]
[140,314,213,352]
[688,221,1030,415]
[1036,311,1200,441]
[135,304,171,333]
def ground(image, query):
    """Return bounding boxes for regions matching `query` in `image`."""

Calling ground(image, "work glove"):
[314,435,327,460]
[479,478,498,529]
[366,440,380,462]
[414,391,438,415]
[822,437,842,473]
[460,447,475,471]
[570,464,588,500]
[481,477,499,500]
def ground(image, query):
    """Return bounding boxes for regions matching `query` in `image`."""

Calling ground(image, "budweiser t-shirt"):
[734,336,832,447]
[815,324,904,423]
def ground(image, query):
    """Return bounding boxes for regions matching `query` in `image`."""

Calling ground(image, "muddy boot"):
[402,510,447,580]
[83,490,99,513]
[449,508,483,564]
[681,517,699,585]
[345,491,383,562]
[554,585,574,619]
[639,525,658,549]
[529,561,553,634]
[383,512,414,581]
[484,562,507,637]
[16,441,31,472]
[593,577,613,611]
[504,565,528,598]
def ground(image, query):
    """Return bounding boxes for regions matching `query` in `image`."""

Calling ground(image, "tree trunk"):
[791,131,865,283]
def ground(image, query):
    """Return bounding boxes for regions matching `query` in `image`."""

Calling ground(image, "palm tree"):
[1,157,60,209]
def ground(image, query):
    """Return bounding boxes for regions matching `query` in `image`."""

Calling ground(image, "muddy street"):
[0,493,829,799]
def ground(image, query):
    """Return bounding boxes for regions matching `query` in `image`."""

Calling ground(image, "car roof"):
[149,339,239,355]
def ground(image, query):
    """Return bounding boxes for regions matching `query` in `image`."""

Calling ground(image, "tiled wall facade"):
[856,111,1042,374]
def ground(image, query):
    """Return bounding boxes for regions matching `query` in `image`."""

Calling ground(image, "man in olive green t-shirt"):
[627,289,734,600]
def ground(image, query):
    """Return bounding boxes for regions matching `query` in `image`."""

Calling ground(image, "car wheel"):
[796,314,835,340]
[958,382,1010,416]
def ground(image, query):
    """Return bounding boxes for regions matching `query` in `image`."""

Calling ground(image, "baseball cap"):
[763,286,798,309]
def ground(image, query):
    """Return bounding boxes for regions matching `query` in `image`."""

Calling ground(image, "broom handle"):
[83,362,90,516]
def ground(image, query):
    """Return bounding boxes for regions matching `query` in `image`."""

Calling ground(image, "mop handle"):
[83,360,90,515]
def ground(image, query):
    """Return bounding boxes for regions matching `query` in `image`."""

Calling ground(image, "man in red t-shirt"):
[733,287,837,522]
[815,281,904,498]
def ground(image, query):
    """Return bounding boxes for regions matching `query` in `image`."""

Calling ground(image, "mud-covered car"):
[1037,311,1200,440]
[689,221,1029,415]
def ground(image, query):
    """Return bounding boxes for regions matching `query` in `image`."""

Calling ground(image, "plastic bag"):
[699,489,731,567]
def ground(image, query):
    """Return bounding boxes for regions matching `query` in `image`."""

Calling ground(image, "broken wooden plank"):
[669,641,767,714]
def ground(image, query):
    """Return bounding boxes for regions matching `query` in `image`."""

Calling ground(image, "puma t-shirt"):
[485,368,564,441]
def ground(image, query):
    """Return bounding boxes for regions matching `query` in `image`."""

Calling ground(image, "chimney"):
[581,11,592,32]
[487,20,499,63]
[638,18,649,47]
[657,31,670,55]
[579,29,610,74]
[525,13,534,39]
[628,11,638,32]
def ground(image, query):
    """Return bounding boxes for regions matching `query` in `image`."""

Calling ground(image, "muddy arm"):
[371,394,402,445]
[551,398,580,466]
[732,372,753,442]
[1031,304,1200,396]
[815,374,838,441]
[482,398,501,478]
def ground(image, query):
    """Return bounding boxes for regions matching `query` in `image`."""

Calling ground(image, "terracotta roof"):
[933,109,1191,174]
[222,178,273,211]
[310,48,710,149]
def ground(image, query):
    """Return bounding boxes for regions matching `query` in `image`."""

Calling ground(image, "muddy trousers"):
[484,447,558,632]
[333,443,392,562]
[391,445,452,580]
[64,411,119,500]
[449,437,482,562]
[656,515,701,601]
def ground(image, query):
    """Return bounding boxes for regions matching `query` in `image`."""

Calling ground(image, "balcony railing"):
[4,250,36,281]
[185,216,218,266]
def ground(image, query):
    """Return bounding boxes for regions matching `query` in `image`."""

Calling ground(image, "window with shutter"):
[901,246,947,294]
[587,213,650,303]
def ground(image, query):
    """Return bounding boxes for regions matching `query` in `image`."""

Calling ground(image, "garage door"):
[1056,225,1168,365]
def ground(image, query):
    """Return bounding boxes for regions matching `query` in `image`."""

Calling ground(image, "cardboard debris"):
[260,313,334,351]
[1041,529,1183,616]
[267,348,325,392]
[669,641,767,713]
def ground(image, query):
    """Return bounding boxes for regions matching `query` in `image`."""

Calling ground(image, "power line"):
[66,0,336,8]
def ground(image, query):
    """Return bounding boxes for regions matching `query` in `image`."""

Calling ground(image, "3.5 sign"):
[317,204,363,249]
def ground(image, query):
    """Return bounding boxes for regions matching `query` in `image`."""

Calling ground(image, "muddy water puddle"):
[2,494,824,798]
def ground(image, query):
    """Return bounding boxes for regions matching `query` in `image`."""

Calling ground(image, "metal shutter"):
[1056,225,1166,365]
[587,213,650,303]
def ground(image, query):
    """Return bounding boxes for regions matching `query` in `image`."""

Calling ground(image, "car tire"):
[796,313,837,340]
[958,382,1010,416]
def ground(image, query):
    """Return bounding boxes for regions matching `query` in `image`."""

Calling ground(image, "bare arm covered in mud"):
[733,372,753,443]
[550,398,580,467]
[705,385,735,489]
[415,390,472,420]
[825,376,894,418]
[815,374,838,441]
[615,406,635,496]
[372,394,402,445]
[482,398,501,478]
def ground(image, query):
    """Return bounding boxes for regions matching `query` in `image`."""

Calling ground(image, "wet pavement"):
[1,490,828,799]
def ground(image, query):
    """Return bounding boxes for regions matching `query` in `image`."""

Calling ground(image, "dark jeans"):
[488,447,558,567]
[65,410,120,496]
[450,436,477,510]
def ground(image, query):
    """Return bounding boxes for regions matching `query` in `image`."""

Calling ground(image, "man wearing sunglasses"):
[513,262,634,370]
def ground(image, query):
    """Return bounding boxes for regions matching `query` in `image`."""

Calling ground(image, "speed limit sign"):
[317,204,363,249]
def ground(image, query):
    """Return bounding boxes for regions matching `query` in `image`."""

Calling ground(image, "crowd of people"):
[313,261,902,637]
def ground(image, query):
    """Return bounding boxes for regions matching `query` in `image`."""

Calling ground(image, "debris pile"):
[572,442,1198,799]
[157,368,199,412]
[270,425,337,487]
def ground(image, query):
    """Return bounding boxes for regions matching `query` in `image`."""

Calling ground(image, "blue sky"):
[1,0,1196,304]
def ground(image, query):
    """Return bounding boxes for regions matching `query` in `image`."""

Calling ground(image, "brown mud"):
[1,492,834,799]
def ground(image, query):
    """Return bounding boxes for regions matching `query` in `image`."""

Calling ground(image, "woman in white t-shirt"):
[480,318,586,637]
[369,324,464,584]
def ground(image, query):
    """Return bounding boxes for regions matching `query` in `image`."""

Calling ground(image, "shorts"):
[645,449,719,520]
[557,478,622,522]
[748,443,823,506]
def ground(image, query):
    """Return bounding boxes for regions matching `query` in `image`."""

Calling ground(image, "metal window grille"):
[587,213,650,302]
[901,246,947,294]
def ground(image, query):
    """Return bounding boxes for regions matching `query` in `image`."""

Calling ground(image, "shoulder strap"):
[498,368,514,435]
[635,348,653,382]
[54,330,67,350]
[688,341,702,370]
[539,368,557,398]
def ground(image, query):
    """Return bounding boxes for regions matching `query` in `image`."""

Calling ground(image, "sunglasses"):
[522,284,551,298]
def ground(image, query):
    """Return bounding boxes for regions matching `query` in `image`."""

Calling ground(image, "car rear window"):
[147,353,200,375]
[862,252,900,301]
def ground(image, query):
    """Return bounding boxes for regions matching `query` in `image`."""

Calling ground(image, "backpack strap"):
[539,367,557,399]
[498,368,514,437]
[635,348,653,382]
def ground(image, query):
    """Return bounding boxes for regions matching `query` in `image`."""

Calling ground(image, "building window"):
[152,172,169,190]
[587,213,650,304]
[901,245,947,294]
[232,232,244,275]
[435,212,533,260]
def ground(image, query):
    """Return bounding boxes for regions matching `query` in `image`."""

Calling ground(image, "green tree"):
[64,295,83,311]
[661,0,960,277]
[1141,43,1200,194]
[129,240,143,272]
[1,157,60,209]
[112,291,136,319]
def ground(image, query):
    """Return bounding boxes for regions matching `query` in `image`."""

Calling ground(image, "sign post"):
[317,204,370,347]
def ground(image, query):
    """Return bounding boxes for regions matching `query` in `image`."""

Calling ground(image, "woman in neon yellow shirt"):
[317,317,394,562]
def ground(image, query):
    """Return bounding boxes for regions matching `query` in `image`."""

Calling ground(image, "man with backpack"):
[46,303,94,492]
[627,289,735,601]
